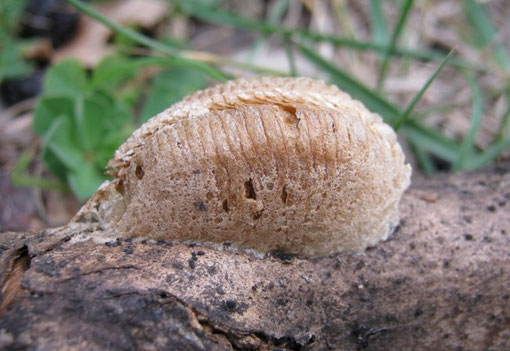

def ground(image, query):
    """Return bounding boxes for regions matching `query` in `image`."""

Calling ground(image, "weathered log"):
[0,165,509,351]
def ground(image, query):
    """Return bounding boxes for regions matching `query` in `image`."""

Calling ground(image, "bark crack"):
[0,226,88,314]
[55,265,140,283]
[0,245,31,314]
[196,313,311,351]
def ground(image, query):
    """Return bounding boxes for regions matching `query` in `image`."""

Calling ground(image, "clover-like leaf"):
[43,59,87,98]
[140,67,208,123]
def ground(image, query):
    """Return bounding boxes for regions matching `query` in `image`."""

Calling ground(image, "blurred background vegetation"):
[1,0,509,231]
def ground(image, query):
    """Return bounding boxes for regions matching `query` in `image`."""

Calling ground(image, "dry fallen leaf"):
[54,0,169,67]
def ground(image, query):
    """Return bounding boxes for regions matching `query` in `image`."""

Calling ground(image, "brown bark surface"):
[0,165,509,350]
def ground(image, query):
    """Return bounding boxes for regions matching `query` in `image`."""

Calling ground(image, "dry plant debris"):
[54,0,169,66]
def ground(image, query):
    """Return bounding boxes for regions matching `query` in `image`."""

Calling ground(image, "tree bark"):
[0,165,509,351]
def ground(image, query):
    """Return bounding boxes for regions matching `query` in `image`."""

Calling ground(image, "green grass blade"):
[249,0,290,61]
[464,0,510,71]
[409,141,436,175]
[283,35,297,76]
[393,50,453,130]
[175,0,483,71]
[268,0,290,23]
[310,33,486,71]
[369,0,389,45]
[496,94,510,139]
[175,0,274,33]
[198,55,289,76]
[299,31,482,70]
[401,123,460,162]
[465,137,510,169]
[377,0,414,90]
[298,42,461,162]
[298,42,399,122]
[172,57,231,82]
[66,0,230,82]
[10,148,68,191]
[452,75,484,171]
[67,0,177,56]
[467,92,510,169]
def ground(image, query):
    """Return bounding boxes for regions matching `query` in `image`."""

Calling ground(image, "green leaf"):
[93,124,133,170]
[43,59,87,98]
[452,75,484,171]
[140,67,208,123]
[84,95,133,169]
[80,93,133,158]
[93,132,124,170]
[89,56,138,91]
[34,82,133,196]
[67,163,107,201]
[43,116,84,171]
[33,96,75,135]
[0,40,33,82]
[87,91,133,128]
[0,0,29,34]
[41,147,68,181]
[110,99,134,130]
[80,96,109,151]
[39,113,84,181]
[393,50,453,130]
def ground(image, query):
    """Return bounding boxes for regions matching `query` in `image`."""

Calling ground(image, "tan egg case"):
[76,77,411,257]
